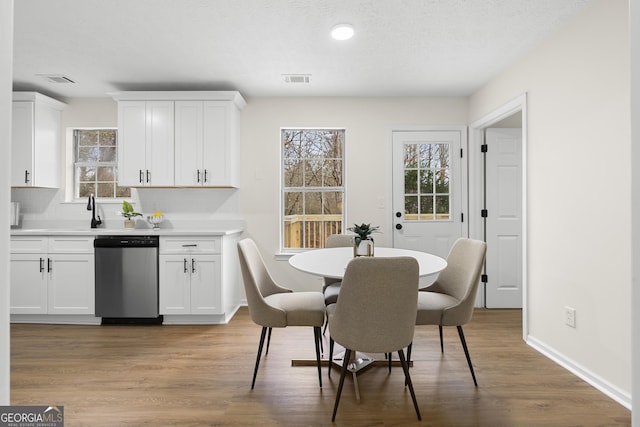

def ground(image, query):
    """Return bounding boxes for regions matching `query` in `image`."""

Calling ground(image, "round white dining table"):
[288,246,447,279]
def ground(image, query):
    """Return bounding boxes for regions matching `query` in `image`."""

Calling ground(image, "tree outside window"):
[282,129,345,250]
[403,142,450,220]
[74,129,130,199]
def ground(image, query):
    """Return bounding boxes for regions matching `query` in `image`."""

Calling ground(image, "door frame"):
[469,93,528,340]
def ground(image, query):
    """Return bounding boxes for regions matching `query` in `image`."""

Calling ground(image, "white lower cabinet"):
[10,236,95,317]
[159,235,241,324]
[160,254,222,315]
[10,253,47,314]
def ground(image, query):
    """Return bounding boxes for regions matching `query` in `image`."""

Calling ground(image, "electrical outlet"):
[565,306,576,328]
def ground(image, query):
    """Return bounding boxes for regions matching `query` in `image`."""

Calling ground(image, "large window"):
[74,129,130,199]
[282,129,345,250]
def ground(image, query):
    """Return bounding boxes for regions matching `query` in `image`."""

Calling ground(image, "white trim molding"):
[527,335,632,410]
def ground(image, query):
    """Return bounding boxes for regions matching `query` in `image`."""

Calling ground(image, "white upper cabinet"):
[175,100,240,187]
[174,101,203,186]
[117,100,175,186]
[11,92,66,188]
[112,91,245,188]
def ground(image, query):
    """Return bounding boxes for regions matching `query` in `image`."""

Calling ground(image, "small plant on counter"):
[121,200,142,220]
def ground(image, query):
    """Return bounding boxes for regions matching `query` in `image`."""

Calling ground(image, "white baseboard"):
[527,335,631,410]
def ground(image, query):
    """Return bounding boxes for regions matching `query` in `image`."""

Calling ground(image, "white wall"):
[0,0,13,405]
[238,96,467,290]
[470,0,631,405]
[630,0,640,422]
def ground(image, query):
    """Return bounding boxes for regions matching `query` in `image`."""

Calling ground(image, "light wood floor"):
[11,308,630,426]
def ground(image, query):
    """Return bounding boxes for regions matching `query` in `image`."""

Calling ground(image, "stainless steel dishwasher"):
[94,235,161,323]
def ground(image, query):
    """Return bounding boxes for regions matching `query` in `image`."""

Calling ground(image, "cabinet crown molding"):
[12,92,66,110]
[109,91,246,109]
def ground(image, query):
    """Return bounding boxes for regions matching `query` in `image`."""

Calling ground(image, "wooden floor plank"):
[10,308,630,426]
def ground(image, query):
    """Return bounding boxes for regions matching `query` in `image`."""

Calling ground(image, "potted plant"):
[347,223,380,257]
[121,200,142,228]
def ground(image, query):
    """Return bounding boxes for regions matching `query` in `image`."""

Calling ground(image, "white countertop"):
[11,227,243,236]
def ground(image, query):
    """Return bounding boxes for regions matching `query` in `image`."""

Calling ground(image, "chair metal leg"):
[265,327,273,355]
[388,352,392,373]
[313,326,323,388]
[328,337,334,377]
[251,327,268,389]
[331,348,351,422]
[398,349,421,421]
[323,312,329,335]
[457,325,478,386]
[439,325,444,353]
[404,342,413,386]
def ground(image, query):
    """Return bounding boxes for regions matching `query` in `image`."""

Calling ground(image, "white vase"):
[353,239,374,257]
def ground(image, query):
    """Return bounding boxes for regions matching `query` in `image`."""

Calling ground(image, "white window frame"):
[280,127,346,253]
[66,127,129,203]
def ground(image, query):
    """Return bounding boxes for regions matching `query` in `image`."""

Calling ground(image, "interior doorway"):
[484,127,523,308]
[469,94,528,339]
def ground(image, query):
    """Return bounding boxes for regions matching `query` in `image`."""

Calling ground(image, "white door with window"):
[484,128,523,308]
[392,129,467,260]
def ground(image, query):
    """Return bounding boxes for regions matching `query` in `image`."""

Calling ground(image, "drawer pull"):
[182,244,198,248]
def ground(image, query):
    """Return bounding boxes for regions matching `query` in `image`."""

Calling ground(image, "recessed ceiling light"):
[331,24,354,41]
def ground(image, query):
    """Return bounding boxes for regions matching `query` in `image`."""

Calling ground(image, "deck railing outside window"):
[284,215,343,249]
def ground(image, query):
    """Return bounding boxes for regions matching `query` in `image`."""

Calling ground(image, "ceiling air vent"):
[37,74,75,84]
[282,74,311,84]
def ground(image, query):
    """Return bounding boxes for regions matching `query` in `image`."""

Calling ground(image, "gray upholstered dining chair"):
[322,234,353,333]
[237,238,326,389]
[328,256,421,421]
[410,238,487,386]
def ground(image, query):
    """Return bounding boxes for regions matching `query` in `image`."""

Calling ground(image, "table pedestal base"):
[291,351,413,401]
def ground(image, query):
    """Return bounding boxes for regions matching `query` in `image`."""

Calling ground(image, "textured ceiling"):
[12,0,592,100]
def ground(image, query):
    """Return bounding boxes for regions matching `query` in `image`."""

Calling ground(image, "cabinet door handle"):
[24,170,30,184]
[39,258,44,273]
[146,170,150,183]
[197,169,201,183]
[183,258,188,274]
[139,170,144,184]
[47,258,52,273]
[204,169,208,183]
[191,258,196,273]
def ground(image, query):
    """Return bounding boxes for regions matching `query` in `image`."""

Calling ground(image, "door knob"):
[395,212,402,218]
[395,224,403,230]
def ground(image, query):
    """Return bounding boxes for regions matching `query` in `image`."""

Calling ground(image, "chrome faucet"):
[87,194,102,228]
